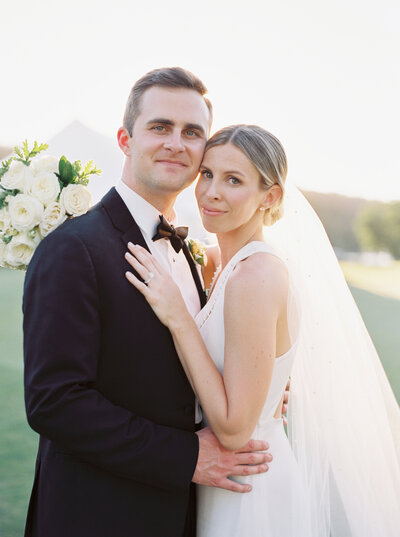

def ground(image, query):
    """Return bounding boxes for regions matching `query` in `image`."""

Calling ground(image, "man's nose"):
[163,130,185,152]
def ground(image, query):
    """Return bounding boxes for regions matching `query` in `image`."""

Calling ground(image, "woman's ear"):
[260,184,283,211]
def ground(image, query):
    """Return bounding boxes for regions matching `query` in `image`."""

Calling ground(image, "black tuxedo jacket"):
[23,188,205,537]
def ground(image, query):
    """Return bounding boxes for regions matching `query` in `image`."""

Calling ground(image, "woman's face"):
[195,143,273,234]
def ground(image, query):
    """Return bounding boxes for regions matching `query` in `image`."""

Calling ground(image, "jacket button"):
[184,405,194,416]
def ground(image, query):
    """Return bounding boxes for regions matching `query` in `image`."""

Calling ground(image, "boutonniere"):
[186,237,207,266]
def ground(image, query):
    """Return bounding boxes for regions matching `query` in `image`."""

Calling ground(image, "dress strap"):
[228,241,280,267]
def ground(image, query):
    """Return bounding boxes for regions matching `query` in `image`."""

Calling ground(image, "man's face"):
[123,86,210,200]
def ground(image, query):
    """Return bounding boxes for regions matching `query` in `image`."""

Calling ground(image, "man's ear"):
[117,127,131,156]
[260,184,283,211]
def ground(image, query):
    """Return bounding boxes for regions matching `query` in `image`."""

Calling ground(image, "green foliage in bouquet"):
[56,156,101,189]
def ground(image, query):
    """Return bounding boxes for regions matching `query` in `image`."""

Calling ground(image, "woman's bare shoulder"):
[226,252,288,308]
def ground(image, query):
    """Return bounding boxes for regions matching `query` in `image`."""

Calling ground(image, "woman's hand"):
[124,243,189,328]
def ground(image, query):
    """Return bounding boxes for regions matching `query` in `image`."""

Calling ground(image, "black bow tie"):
[152,215,188,253]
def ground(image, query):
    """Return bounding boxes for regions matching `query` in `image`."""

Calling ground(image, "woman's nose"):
[206,180,221,200]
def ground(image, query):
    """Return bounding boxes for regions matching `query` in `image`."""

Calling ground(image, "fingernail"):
[246,486,252,492]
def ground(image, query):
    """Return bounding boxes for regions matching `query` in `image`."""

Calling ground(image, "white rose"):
[0,208,12,233]
[39,201,67,237]
[28,172,60,206]
[60,184,92,216]
[4,231,40,268]
[30,155,59,176]
[0,160,33,192]
[8,193,44,232]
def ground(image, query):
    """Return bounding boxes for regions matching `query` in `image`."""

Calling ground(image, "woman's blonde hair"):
[205,125,287,225]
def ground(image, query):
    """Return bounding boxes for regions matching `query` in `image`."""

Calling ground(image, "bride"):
[124,124,400,536]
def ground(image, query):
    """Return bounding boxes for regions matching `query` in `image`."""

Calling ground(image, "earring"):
[259,207,266,211]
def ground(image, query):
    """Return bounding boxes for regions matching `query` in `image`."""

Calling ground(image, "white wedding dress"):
[195,241,313,537]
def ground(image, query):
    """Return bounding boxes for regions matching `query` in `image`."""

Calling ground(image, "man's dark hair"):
[123,67,213,135]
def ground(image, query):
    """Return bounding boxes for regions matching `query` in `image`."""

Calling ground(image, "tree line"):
[303,191,400,259]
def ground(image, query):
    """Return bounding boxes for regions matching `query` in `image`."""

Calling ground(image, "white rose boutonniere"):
[0,141,101,271]
[187,238,207,266]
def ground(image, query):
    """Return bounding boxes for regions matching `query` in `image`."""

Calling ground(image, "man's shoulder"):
[46,198,110,243]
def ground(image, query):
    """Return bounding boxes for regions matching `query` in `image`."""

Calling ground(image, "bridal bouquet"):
[0,141,101,270]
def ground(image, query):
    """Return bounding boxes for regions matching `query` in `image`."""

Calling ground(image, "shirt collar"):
[115,180,176,239]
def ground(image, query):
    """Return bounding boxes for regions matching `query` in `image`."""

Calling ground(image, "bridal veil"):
[263,184,400,537]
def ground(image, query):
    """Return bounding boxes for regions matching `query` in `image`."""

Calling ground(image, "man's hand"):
[192,427,272,493]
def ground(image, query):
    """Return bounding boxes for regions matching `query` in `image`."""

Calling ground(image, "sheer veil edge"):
[263,184,400,537]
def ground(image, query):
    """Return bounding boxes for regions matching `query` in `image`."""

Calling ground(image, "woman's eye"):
[228,176,240,185]
[201,170,212,179]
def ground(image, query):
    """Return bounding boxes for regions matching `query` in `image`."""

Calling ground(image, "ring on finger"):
[144,272,155,285]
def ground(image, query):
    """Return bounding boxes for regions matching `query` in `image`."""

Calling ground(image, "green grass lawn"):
[341,260,400,300]
[0,268,37,537]
[0,266,399,536]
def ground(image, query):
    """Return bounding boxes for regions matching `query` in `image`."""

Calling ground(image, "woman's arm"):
[125,244,288,451]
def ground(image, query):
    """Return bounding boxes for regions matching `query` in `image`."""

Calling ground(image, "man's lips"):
[201,206,226,216]
[156,159,187,167]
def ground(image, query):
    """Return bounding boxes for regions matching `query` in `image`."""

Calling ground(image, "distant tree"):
[356,202,400,259]
[303,191,368,251]
[384,202,400,258]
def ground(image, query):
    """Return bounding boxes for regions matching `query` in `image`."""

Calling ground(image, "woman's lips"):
[201,206,226,216]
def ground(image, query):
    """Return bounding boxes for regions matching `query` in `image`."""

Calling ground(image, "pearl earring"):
[259,207,265,211]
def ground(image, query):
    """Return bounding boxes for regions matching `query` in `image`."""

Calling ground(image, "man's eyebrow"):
[146,118,174,126]
[185,123,206,136]
[146,118,206,136]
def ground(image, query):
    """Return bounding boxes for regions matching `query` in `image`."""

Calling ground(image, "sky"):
[1,0,399,201]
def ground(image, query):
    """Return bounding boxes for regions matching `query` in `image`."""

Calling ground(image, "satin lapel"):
[181,242,207,308]
[101,187,150,253]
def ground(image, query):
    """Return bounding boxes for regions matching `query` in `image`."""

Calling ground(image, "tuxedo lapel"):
[101,187,150,253]
[181,242,207,308]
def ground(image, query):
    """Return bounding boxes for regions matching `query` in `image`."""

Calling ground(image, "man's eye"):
[186,130,198,137]
[228,176,240,185]
[152,125,166,132]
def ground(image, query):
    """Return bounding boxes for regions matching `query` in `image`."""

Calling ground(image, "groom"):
[23,67,272,537]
